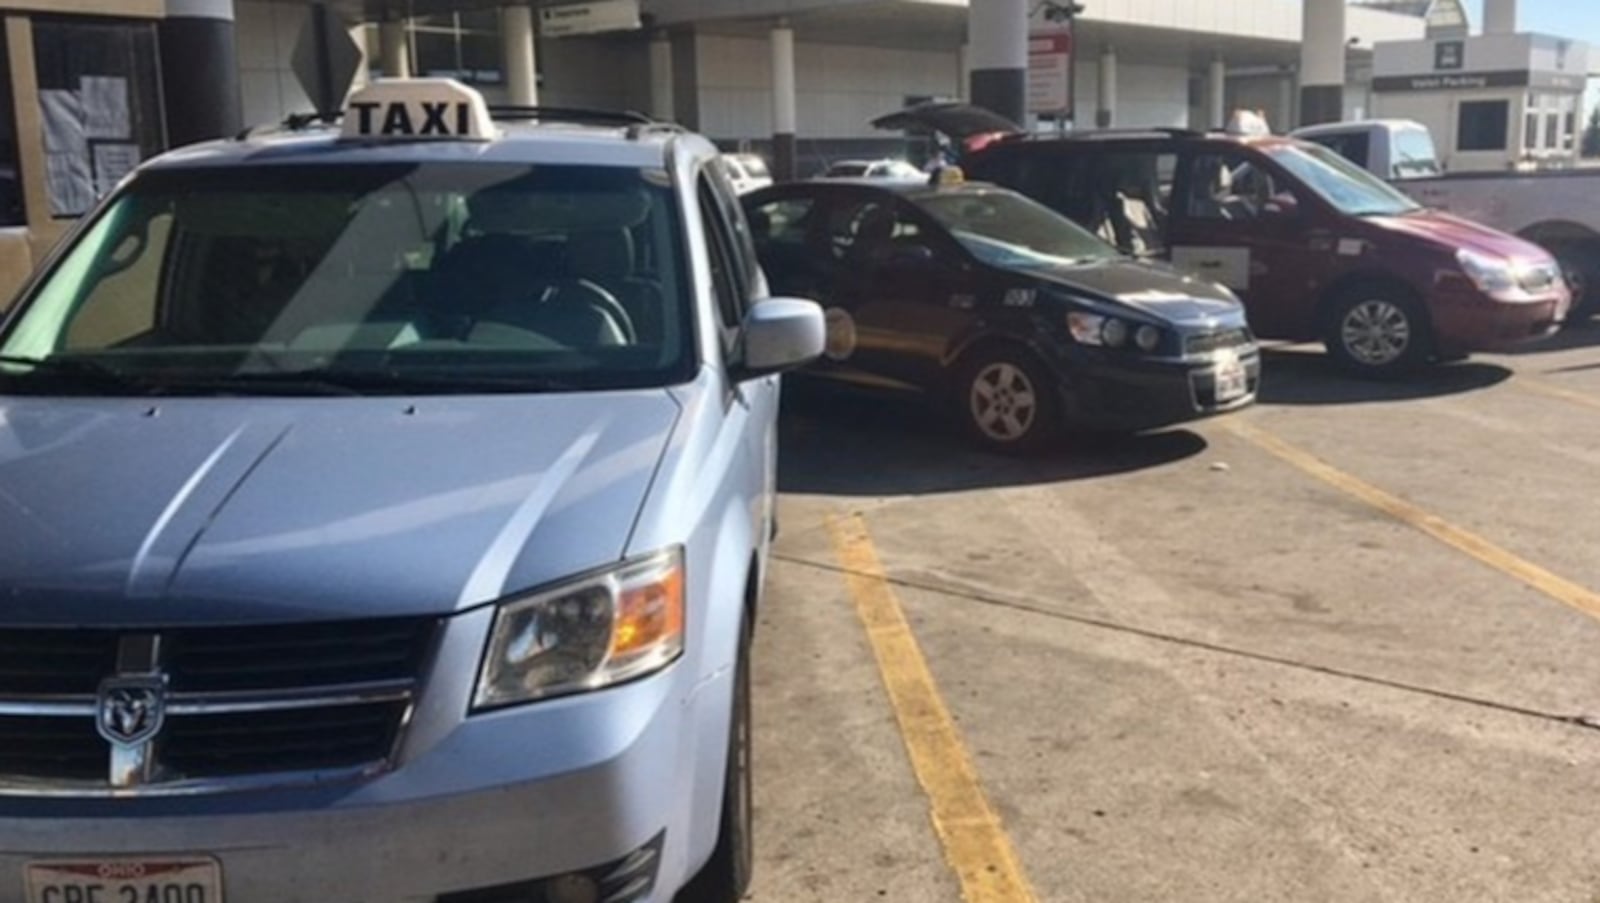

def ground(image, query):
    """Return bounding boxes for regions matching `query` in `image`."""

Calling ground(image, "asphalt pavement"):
[747,322,1600,902]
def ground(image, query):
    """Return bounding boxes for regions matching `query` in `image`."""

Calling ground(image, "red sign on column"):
[1028,28,1074,119]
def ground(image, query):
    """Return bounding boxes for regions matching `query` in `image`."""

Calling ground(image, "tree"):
[1582,106,1600,158]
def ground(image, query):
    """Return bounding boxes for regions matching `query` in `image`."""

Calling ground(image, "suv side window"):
[697,172,748,334]
[1184,152,1287,223]
[1089,150,1177,256]
[982,148,1095,226]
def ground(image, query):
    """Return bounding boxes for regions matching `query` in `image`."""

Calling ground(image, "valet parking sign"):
[1028,28,1074,119]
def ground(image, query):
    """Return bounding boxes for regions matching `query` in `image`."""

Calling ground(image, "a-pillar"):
[160,0,241,146]
[1207,58,1226,129]
[502,4,538,106]
[1299,0,1345,126]
[771,22,797,181]
[1096,46,1117,128]
[649,32,674,121]
[379,19,410,78]
[968,0,1027,126]
[1484,0,1517,34]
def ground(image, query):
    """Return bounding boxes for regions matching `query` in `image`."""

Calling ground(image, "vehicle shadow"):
[1256,346,1511,406]
[778,385,1209,497]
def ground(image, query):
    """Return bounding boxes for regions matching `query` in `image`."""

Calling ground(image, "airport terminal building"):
[0,0,1529,296]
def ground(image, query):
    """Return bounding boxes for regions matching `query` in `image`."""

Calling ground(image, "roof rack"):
[233,112,334,141]
[487,105,655,126]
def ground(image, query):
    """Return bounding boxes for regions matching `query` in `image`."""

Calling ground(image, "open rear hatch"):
[871,102,1022,143]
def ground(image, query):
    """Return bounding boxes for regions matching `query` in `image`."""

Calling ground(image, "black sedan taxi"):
[743,171,1260,453]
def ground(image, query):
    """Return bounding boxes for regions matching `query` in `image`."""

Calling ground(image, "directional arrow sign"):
[291,3,363,121]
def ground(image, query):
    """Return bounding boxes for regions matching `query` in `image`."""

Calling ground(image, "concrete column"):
[771,23,797,181]
[1278,74,1296,131]
[1096,46,1117,128]
[649,33,674,121]
[161,0,242,146]
[501,4,538,106]
[1207,58,1226,130]
[1484,0,1517,34]
[1299,0,1346,126]
[958,44,971,102]
[379,20,410,78]
[968,0,1028,126]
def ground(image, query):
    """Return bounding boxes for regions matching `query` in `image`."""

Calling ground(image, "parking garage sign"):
[538,0,641,37]
[1028,29,1074,119]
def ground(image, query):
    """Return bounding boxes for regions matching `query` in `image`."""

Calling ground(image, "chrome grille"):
[0,618,436,795]
[1184,327,1253,357]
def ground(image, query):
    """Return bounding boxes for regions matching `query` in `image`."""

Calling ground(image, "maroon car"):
[879,104,1571,376]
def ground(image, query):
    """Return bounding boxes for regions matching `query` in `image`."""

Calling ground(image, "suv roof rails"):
[488,105,653,126]
[487,105,690,140]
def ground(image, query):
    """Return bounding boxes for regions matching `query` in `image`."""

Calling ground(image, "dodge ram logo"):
[96,677,167,747]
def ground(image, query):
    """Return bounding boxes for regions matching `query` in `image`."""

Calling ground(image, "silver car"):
[0,80,823,903]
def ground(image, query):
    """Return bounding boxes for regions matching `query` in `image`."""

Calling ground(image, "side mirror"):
[737,297,826,379]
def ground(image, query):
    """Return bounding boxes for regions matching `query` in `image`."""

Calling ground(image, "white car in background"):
[724,153,774,193]
[822,158,924,180]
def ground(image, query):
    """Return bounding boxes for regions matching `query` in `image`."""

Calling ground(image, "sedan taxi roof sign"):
[342,78,497,142]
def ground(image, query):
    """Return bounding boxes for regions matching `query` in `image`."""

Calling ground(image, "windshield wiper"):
[0,354,153,392]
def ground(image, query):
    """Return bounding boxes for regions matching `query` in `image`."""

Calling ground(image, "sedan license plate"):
[1213,356,1249,404]
[26,858,222,903]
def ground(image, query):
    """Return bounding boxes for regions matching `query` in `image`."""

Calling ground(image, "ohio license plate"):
[26,858,222,903]
[1213,356,1249,404]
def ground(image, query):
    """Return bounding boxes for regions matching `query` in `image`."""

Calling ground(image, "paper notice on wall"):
[81,76,131,140]
[92,143,141,195]
[40,90,87,156]
[45,152,94,217]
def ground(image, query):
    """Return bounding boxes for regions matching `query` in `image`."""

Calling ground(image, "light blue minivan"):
[0,79,823,903]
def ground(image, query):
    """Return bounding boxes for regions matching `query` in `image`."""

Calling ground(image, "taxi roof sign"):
[342,78,497,142]
[929,165,966,188]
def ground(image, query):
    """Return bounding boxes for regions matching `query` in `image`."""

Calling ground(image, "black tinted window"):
[1458,101,1510,152]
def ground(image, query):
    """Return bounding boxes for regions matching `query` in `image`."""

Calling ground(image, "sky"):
[1458,0,1600,43]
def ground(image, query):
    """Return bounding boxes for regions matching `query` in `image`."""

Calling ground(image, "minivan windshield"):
[918,189,1119,268]
[0,163,692,396]
[1267,143,1422,218]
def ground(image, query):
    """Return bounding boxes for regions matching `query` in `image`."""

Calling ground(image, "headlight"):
[1066,311,1107,345]
[1066,311,1162,352]
[1101,318,1129,347]
[473,548,685,710]
[1457,249,1517,295]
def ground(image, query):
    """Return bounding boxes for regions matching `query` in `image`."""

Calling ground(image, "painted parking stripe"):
[827,514,1041,903]
[1514,376,1600,413]
[1229,420,1600,622]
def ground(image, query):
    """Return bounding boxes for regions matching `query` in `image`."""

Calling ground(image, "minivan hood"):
[1369,209,1551,261]
[0,392,679,626]
[872,102,1022,142]
[1021,258,1244,325]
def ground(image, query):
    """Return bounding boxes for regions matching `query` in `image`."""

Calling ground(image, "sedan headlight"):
[473,548,685,710]
[1066,311,1162,352]
[1457,249,1518,295]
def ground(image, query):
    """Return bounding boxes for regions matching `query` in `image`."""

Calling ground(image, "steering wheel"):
[542,278,637,345]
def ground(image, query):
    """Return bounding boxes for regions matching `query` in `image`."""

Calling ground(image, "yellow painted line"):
[827,514,1040,903]
[1229,419,1600,622]
[1515,376,1600,413]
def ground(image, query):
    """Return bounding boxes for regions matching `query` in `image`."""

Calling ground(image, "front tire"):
[954,346,1063,455]
[1323,287,1431,378]
[676,619,753,903]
